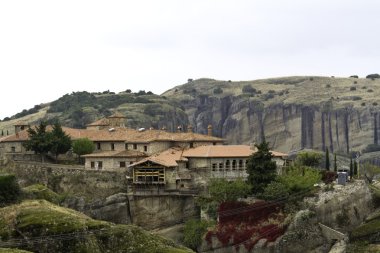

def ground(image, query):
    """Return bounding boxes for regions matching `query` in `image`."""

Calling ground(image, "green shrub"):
[296,151,323,167]
[213,87,223,94]
[366,74,380,79]
[0,174,21,206]
[280,166,321,193]
[368,89,374,92]
[208,178,251,203]
[260,181,289,201]
[183,219,212,250]
[350,75,359,78]
[350,86,356,91]
[326,84,331,88]
[373,102,378,106]
[242,85,256,94]
[363,144,380,153]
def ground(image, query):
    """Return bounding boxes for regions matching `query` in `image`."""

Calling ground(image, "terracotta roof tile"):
[182,145,287,158]
[82,150,146,158]
[0,126,223,144]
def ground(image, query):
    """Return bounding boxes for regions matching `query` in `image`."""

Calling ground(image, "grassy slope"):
[164,76,380,108]
[0,200,193,253]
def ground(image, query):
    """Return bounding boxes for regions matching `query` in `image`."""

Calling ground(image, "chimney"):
[207,124,213,136]
[250,142,257,151]
[187,125,193,133]
[177,125,183,133]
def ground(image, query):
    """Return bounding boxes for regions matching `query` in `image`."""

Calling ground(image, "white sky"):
[1,0,380,120]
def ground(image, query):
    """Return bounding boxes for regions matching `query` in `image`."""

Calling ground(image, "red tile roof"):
[0,126,223,144]
[82,150,146,158]
[182,145,287,158]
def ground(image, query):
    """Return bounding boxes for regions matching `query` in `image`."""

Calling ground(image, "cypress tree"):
[246,141,277,194]
[1,130,3,136]
[334,153,337,172]
[354,161,358,178]
[350,158,353,179]
[325,148,330,170]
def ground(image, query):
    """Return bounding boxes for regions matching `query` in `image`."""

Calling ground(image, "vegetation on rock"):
[0,200,193,253]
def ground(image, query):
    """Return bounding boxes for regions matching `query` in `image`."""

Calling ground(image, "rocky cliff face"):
[164,77,380,153]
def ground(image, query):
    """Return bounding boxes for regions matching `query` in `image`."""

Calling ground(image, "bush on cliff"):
[0,174,21,206]
[183,219,213,251]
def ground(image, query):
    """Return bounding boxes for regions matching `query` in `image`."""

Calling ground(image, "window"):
[11,146,15,152]
[125,143,128,150]
[98,161,103,169]
[111,143,115,151]
[239,160,243,168]
[91,162,95,168]
[225,160,230,168]
[120,161,126,168]
[219,163,223,169]
[189,142,194,148]
[213,142,217,145]
[133,144,137,150]
[130,161,134,164]
[232,160,237,169]
[212,163,217,171]
[96,143,101,150]
[144,145,148,152]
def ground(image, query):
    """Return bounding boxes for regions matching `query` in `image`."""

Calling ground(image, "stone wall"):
[4,161,127,199]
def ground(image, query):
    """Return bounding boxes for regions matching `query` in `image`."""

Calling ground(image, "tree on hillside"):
[334,153,338,172]
[24,121,52,162]
[72,138,95,164]
[354,161,358,178]
[50,122,72,161]
[296,151,323,167]
[325,148,330,170]
[246,141,277,194]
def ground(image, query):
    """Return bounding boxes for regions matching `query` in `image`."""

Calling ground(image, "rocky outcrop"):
[279,180,373,253]
[164,77,380,153]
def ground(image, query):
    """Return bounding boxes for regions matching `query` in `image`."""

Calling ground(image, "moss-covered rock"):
[0,200,193,253]
[22,184,62,204]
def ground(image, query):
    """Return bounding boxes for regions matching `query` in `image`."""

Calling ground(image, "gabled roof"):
[129,147,188,168]
[182,145,288,158]
[82,150,146,158]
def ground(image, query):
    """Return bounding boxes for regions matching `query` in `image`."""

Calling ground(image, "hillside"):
[0,91,188,135]
[2,75,380,153]
[0,199,193,253]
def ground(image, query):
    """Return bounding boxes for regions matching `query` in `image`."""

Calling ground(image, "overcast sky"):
[1,0,380,120]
